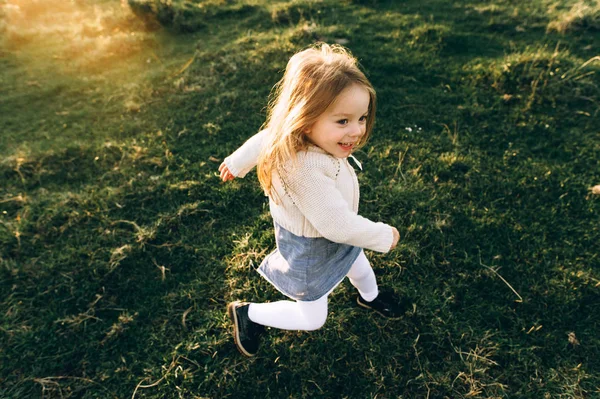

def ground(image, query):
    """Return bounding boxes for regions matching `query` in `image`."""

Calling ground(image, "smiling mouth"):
[339,142,355,148]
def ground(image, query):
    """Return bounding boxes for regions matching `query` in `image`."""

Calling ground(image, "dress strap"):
[348,154,363,171]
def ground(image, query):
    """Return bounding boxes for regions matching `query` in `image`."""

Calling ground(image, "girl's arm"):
[283,157,395,253]
[220,129,268,179]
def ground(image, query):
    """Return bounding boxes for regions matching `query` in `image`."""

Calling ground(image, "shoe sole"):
[227,301,255,357]
[356,297,402,320]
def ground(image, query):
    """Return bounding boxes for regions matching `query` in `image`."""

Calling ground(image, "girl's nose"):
[349,123,363,137]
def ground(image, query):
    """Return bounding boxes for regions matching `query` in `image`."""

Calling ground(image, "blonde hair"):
[257,43,377,200]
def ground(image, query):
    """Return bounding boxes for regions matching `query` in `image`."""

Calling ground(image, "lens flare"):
[1,0,154,74]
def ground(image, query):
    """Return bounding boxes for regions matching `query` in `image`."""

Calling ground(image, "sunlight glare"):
[1,0,154,74]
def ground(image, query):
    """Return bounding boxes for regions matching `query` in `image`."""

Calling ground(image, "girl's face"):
[305,84,370,158]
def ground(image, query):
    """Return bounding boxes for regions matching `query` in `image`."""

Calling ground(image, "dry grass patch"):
[547,1,600,33]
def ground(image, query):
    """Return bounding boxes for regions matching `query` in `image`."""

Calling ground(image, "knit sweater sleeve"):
[282,154,394,253]
[223,129,268,178]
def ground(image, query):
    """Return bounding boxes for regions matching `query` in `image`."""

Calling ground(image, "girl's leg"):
[348,251,408,319]
[346,251,379,301]
[247,295,328,331]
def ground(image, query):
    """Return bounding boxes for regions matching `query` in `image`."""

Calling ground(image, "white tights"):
[247,251,378,331]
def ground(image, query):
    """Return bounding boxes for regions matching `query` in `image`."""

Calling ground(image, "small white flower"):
[405,127,413,132]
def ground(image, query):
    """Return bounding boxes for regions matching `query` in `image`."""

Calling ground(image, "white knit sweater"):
[224,130,394,253]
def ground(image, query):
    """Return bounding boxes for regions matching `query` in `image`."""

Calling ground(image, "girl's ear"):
[303,124,312,136]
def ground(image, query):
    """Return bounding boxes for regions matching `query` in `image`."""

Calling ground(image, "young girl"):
[219,43,407,357]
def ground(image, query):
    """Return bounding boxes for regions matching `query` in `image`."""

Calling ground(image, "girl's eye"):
[337,119,349,125]
[359,115,367,122]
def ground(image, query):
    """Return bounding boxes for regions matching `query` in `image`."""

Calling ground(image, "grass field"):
[1,0,599,397]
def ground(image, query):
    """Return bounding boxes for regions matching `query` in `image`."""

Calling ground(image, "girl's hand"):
[390,227,400,250]
[219,162,235,182]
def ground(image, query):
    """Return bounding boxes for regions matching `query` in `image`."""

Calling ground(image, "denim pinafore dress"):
[257,223,362,302]
[257,155,364,302]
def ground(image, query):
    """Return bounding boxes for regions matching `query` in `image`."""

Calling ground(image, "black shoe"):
[356,291,411,319]
[227,301,265,357]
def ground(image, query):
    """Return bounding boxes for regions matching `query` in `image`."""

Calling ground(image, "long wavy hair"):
[257,43,377,200]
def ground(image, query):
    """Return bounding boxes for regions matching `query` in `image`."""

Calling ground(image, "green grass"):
[1,0,599,397]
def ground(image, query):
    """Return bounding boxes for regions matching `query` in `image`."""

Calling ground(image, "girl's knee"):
[304,312,327,331]
[347,252,372,279]
[298,296,328,331]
